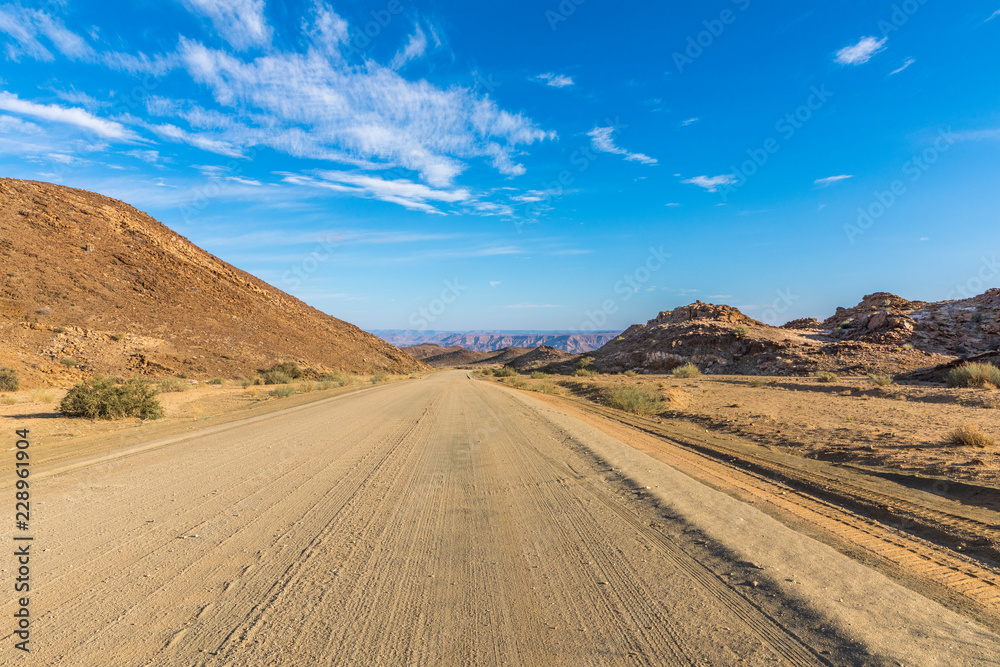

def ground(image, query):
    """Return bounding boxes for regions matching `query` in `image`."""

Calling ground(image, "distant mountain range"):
[369,330,620,354]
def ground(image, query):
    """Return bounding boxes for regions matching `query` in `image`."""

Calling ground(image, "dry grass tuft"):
[948,425,996,448]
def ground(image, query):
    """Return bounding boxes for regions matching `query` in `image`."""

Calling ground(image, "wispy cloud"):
[681,174,735,192]
[0,5,95,61]
[390,23,428,70]
[533,73,575,88]
[0,91,136,140]
[281,170,471,214]
[679,117,699,127]
[889,58,916,75]
[814,174,853,187]
[949,128,1000,141]
[835,36,888,65]
[180,0,271,50]
[987,9,1000,22]
[502,303,565,309]
[587,126,657,165]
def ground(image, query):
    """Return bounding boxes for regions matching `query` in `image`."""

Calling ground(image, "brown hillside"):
[0,178,422,387]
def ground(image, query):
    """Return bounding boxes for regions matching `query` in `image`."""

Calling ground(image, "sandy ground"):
[1,371,998,665]
[502,372,1000,485]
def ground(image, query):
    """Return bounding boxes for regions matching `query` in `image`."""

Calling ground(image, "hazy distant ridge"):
[371,330,619,354]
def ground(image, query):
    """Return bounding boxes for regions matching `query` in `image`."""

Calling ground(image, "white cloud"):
[0,6,95,61]
[835,36,887,65]
[679,117,699,127]
[489,281,502,287]
[124,149,164,164]
[665,202,680,207]
[175,37,554,187]
[587,126,657,165]
[988,9,1000,22]
[180,0,271,50]
[950,128,1000,141]
[282,171,471,214]
[147,122,243,157]
[681,174,735,192]
[889,58,915,75]
[0,91,136,140]
[390,23,427,70]
[534,73,575,88]
[502,303,564,309]
[813,174,853,187]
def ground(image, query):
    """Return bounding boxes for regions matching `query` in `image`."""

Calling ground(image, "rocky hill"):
[0,179,422,387]
[585,298,983,377]
[374,330,617,353]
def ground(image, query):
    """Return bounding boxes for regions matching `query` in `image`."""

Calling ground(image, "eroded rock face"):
[650,301,765,327]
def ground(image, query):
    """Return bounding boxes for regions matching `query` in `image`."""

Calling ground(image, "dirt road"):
[4,371,999,665]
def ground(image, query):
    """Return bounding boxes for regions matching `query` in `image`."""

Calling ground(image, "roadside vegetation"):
[59,376,164,420]
[0,367,19,392]
[602,384,665,416]
[946,362,1000,389]
[949,425,996,448]
[672,363,702,379]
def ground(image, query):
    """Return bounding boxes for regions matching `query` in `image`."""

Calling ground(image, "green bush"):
[260,370,292,385]
[530,371,548,379]
[672,363,702,378]
[208,378,224,385]
[263,362,303,380]
[270,385,297,398]
[748,377,767,388]
[494,367,519,377]
[577,356,595,369]
[506,377,531,390]
[603,385,665,416]
[623,370,637,377]
[0,367,19,392]
[574,368,599,377]
[869,374,894,387]
[157,377,188,392]
[60,357,77,367]
[946,363,1000,389]
[733,325,749,339]
[814,371,839,383]
[371,373,388,384]
[59,376,164,420]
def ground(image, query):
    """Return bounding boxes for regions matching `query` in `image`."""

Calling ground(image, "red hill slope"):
[0,179,422,386]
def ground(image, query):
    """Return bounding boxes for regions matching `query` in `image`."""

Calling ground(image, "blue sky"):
[1,1,999,331]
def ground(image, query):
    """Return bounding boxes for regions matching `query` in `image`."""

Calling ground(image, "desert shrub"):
[53,326,67,334]
[748,377,767,388]
[1,396,15,405]
[603,385,665,416]
[270,385,297,398]
[0,367,19,392]
[59,376,163,420]
[574,368,599,377]
[946,363,1000,389]
[814,371,839,383]
[260,370,292,385]
[263,362,303,380]
[623,370,637,377]
[733,325,749,339]
[494,367,518,377]
[481,368,495,376]
[506,377,531,390]
[530,371,547,379]
[869,374,894,387]
[903,343,915,350]
[577,356,595,369]
[949,425,996,448]
[109,333,125,342]
[208,378,224,385]
[672,363,702,379]
[157,377,188,393]
[60,357,77,367]
[534,382,561,395]
[371,373,388,384]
